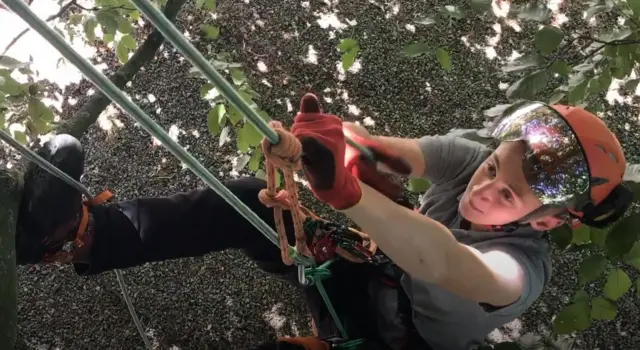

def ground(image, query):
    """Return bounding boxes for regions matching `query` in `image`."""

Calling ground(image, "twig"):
[1,1,136,56]
[73,4,136,11]
[2,0,77,56]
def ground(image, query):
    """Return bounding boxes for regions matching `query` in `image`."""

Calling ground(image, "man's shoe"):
[16,134,93,265]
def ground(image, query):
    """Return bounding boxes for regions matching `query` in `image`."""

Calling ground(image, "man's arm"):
[342,183,526,307]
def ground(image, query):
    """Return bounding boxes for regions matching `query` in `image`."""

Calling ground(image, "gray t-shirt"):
[374,135,552,350]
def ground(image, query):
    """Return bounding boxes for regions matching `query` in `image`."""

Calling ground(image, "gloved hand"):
[291,93,411,210]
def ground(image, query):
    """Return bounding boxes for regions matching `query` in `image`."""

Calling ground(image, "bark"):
[0,167,23,349]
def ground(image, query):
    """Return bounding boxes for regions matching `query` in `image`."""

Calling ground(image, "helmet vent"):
[596,144,618,163]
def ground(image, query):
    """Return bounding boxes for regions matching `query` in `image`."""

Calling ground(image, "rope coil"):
[258,120,378,265]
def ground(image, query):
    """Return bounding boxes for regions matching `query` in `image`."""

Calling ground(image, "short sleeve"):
[482,246,551,317]
[417,134,491,185]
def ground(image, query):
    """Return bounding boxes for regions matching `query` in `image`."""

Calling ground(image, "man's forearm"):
[342,182,458,282]
[372,135,426,178]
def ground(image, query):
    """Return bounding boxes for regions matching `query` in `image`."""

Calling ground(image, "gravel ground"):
[14,0,640,349]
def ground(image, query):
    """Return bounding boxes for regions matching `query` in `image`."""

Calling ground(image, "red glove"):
[344,130,411,201]
[291,93,411,210]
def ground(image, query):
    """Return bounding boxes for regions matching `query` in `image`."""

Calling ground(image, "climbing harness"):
[2,0,382,348]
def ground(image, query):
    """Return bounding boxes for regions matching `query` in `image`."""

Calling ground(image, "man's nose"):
[471,181,496,203]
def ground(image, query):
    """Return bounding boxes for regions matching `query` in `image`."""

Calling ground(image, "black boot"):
[16,134,89,265]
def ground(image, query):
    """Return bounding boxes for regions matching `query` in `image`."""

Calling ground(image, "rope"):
[259,121,311,265]
[258,121,380,266]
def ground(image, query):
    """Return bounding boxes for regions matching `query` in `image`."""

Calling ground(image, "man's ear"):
[530,215,565,231]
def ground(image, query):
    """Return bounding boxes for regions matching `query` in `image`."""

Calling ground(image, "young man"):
[16,95,632,350]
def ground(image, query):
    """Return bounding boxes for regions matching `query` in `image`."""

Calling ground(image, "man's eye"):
[486,163,497,178]
[502,189,513,203]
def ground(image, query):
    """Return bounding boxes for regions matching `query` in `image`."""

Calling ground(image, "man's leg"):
[16,134,296,278]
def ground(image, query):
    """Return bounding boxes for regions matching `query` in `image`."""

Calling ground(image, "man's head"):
[459,102,630,231]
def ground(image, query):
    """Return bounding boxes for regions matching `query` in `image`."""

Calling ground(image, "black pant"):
[79,176,396,348]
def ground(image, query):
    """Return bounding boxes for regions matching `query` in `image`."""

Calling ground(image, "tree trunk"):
[0,0,186,347]
[0,168,23,349]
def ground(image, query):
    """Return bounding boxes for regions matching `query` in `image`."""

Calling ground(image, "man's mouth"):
[468,198,484,214]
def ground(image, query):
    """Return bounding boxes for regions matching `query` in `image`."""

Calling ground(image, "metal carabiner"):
[298,264,309,286]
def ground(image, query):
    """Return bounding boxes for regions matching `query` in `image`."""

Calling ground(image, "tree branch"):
[1,0,77,56]
[57,0,187,139]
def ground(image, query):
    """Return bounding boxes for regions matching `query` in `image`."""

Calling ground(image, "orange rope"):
[258,120,378,265]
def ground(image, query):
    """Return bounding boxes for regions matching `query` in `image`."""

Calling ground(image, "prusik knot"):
[258,188,291,209]
[261,121,302,171]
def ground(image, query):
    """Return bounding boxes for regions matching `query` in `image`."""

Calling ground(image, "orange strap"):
[258,121,377,265]
[276,337,330,350]
[74,190,114,248]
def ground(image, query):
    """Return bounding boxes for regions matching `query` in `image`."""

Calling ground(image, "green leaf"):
[548,92,565,104]
[572,225,591,244]
[13,130,28,145]
[121,34,136,49]
[590,297,616,320]
[413,16,437,25]
[550,224,573,250]
[603,268,632,301]
[99,33,113,45]
[257,110,271,121]
[629,0,640,16]
[470,0,492,12]
[516,3,552,22]
[605,213,640,258]
[578,254,608,285]
[239,121,263,148]
[202,24,220,39]
[249,149,263,172]
[553,302,591,334]
[403,42,430,58]
[625,78,640,92]
[228,105,243,125]
[117,17,134,34]
[506,70,548,100]
[230,68,245,85]
[549,60,571,76]
[585,4,611,21]
[439,5,465,19]
[534,26,564,55]
[84,17,98,42]
[207,105,226,135]
[0,56,29,70]
[96,10,119,35]
[27,98,53,122]
[502,54,542,73]
[567,81,588,105]
[255,169,281,187]
[116,41,129,63]
[237,132,250,152]
[408,177,431,193]
[338,38,358,52]
[623,242,640,270]
[342,48,359,71]
[591,226,609,248]
[435,48,452,72]
[204,0,216,10]
[572,290,589,304]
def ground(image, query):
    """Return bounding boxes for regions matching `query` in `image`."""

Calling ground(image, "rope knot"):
[258,188,291,209]
[261,121,302,170]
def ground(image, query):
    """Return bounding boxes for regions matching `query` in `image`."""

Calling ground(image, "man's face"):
[459,141,556,228]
